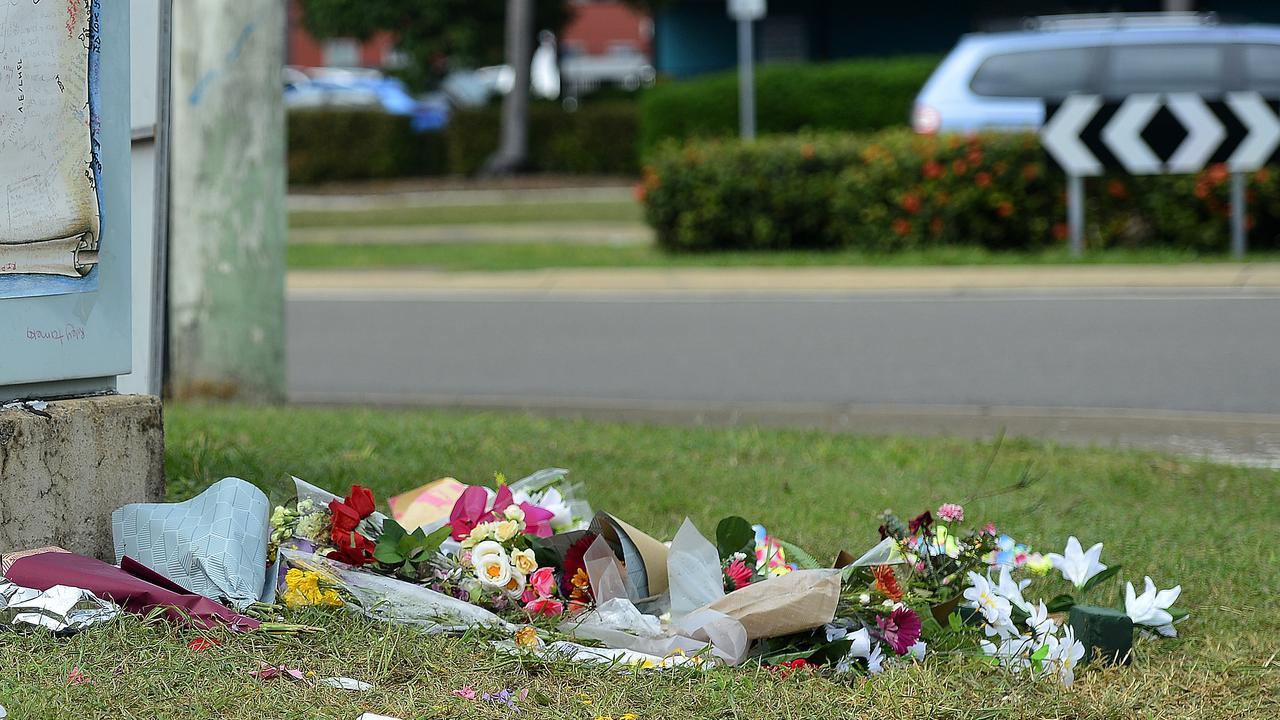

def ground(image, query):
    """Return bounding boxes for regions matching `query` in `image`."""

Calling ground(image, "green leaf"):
[380,519,407,545]
[423,524,453,553]
[1168,607,1190,622]
[716,516,755,560]
[373,541,404,565]
[1045,594,1075,613]
[948,611,965,632]
[774,539,822,570]
[1081,564,1122,595]
[1030,642,1050,673]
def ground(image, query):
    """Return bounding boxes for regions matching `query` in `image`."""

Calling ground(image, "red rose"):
[891,218,913,237]
[996,201,1014,218]
[329,526,376,566]
[329,499,362,533]
[344,485,376,519]
[974,172,992,189]
[922,160,943,180]
[900,193,922,214]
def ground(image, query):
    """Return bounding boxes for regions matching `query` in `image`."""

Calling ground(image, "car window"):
[970,48,1099,98]
[1243,44,1280,95]
[1106,44,1226,95]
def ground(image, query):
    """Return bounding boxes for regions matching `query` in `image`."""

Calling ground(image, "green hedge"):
[288,102,639,184]
[642,129,1280,253]
[288,109,448,185]
[639,57,940,155]
[444,101,639,176]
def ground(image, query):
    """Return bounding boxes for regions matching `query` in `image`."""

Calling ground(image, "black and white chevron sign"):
[1041,92,1280,176]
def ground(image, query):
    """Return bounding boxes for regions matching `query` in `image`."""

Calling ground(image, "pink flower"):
[448,486,492,541]
[519,502,555,538]
[984,522,998,536]
[523,597,565,616]
[937,503,964,522]
[876,607,923,655]
[453,686,476,700]
[724,558,753,591]
[529,567,556,598]
[448,484,556,540]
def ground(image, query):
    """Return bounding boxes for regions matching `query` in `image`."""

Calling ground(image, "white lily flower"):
[907,640,927,661]
[1049,626,1086,687]
[993,566,1033,614]
[865,644,885,675]
[964,571,1014,635]
[1026,600,1057,641]
[834,628,877,674]
[1047,536,1107,589]
[1124,576,1182,633]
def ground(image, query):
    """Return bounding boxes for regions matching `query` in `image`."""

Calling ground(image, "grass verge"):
[3,404,1277,719]
[287,240,1280,273]
[289,201,644,229]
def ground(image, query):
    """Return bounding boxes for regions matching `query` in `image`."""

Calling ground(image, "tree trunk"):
[482,0,533,176]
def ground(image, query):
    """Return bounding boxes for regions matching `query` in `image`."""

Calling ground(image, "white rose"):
[511,548,538,576]
[473,553,512,588]
[472,540,507,562]
[504,570,527,598]
[504,504,526,522]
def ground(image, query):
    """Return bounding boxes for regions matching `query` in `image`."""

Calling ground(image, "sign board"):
[1042,92,1280,176]
[728,0,766,22]
[0,2,130,397]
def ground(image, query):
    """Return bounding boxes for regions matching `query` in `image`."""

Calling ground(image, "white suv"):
[912,13,1280,134]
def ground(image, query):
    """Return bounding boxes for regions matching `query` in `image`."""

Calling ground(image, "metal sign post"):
[727,0,765,141]
[1068,175,1085,258]
[1042,92,1280,259]
[1231,172,1247,259]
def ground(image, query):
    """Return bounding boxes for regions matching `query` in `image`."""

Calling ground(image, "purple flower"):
[876,607,923,655]
[481,688,528,713]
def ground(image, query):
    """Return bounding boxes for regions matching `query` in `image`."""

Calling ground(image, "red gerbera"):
[876,607,922,655]
[560,532,598,599]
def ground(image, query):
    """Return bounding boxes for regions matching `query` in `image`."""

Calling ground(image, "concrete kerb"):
[287,263,1280,296]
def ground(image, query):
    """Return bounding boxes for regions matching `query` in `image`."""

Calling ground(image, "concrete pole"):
[168,0,286,401]
[484,0,533,175]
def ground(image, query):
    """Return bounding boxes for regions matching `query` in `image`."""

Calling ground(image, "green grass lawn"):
[3,404,1277,719]
[289,201,644,229]
[286,241,1279,273]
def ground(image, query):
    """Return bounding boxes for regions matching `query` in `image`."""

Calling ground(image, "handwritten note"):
[0,0,100,286]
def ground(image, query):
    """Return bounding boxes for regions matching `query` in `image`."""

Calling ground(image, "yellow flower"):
[494,520,520,542]
[514,625,540,649]
[594,716,614,720]
[511,548,537,575]
[621,714,639,720]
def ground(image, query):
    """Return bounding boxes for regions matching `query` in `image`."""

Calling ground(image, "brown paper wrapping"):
[702,569,842,640]
[594,513,670,597]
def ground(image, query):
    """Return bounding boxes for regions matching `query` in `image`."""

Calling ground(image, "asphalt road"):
[288,289,1280,415]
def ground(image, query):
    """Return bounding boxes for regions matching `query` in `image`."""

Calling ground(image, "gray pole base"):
[0,395,165,561]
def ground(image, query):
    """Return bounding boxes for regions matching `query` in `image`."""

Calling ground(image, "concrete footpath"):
[288,262,1280,296]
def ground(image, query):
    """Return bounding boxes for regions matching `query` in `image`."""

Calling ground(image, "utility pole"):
[1163,0,1195,11]
[483,0,533,176]
[168,0,286,400]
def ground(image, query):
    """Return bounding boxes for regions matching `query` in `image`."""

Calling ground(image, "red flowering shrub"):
[643,128,1280,253]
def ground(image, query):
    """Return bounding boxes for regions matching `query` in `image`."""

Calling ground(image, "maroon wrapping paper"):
[3,551,259,630]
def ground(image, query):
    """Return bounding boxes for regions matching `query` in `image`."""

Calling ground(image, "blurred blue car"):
[285,67,449,132]
[912,13,1280,134]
